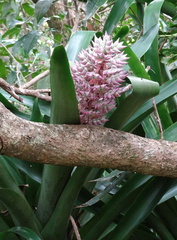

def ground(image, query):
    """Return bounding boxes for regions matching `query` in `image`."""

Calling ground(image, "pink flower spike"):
[71,33,129,126]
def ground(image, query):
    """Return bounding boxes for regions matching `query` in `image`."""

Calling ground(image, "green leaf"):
[34,0,54,23]
[0,188,41,235]
[41,167,92,240]
[143,0,164,84]
[0,93,18,111]
[66,31,96,62]
[143,0,164,34]
[36,166,73,226]
[124,43,150,79]
[0,230,18,240]
[6,70,18,84]
[22,31,40,55]
[84,0,107,20]
[106,177,172,240]
[0,157,24,193]
[22,2,34,16]
[159,180,177,204]
[0,59,7,78]
[113,26,129,41]
[162,0,177,17]
[78,172,130,208]
[146,212,175,240]
[156,103,173,130]
[105,76,159,130]
[30,98,43,122]
[141,115,160,139]
[0,227,42,240]
[103,0,135,34]
[2,27,20,38]
[0,159,41,232]
[155,202,177,239]
[13,31,40,55]
[3,156,43,184]
[36,45,80,227]
[131,24,159,58]
[123,78,177,132]
[0,156,24,186]
[156,122,177,141]
[50,45,80,124]
[80,174,152,240]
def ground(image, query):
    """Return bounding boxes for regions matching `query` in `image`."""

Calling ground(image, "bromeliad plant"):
[71,33,129,125]
[1,0,177,240]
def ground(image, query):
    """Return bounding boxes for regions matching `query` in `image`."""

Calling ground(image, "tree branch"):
[21,70,50,89]
[0,102,177,178]
[0,78,51,102]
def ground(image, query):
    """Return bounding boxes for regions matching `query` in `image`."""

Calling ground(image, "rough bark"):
[0,102,177,178]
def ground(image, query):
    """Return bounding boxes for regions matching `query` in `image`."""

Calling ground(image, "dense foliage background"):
[0,0,177,239]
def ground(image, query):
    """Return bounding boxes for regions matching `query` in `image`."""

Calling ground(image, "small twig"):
[0,78,23,102]
[0,78,51,102]
[158,39,167,52]
[69,216,81,240]
[152,97,164,140]
[98,2,115,14]
[21,70,50,89]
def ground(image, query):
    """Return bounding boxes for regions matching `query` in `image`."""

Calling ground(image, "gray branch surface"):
[0,102,177,177]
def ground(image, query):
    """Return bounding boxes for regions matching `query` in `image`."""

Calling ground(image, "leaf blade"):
[34,0,54,23]
[66,31,96,62]
[103,0,135,34]
[105,76,159,130]
[50,45,80,124]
